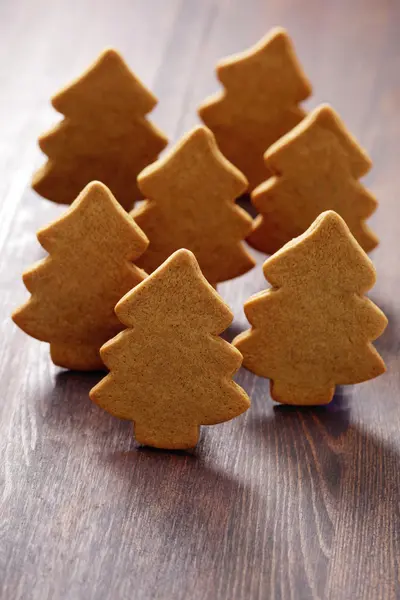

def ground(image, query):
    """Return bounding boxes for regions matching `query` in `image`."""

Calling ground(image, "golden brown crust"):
[247,104,379,254]
[198,28,312,191]
[90,249,251,449]
[132,126,255,284]
[32,49,167,210]
[233,211,387,406]
[12,181,149,371]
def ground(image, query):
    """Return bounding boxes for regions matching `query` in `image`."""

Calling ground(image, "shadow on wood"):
[221,320,246,343]
[237,193,258,218]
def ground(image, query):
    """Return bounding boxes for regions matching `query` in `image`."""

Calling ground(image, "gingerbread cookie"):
[248,104,379,254]
[12,181,148,370]
[90,249,251,449]
[32,48,167,210]
[198,28,312,191]
[132,125,255,285]
[233,211,387,406]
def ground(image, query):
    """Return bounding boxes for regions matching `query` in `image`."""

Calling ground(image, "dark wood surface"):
[1,0,400,598]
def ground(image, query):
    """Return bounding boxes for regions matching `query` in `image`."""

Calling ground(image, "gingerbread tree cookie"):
[90,249,250,449]
[233,211,387,406]
[248,104,379,254]
[132,126,255,285]
[12,182,148,370]
[32,49,167,210]
[198,28,312,192]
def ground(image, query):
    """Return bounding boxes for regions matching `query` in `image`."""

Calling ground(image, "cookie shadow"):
[221,320,246,343]
[39,369,134,439]
[99,441,262,560]
[248,384,352,442]
[237,193,258,218]
[367,295,399,357]
[43,370,104,414]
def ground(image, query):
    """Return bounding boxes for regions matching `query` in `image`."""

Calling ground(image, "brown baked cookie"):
[198,28,312,192]
[233,211,387,406]
[32,49,167,210]
[132,125,255,285]
[90,249,251,449]
[12,182,148,370]
[248,104,379,255]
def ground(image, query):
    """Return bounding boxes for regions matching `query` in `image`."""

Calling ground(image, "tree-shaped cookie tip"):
[248,104,378,255]
[90,248,251,450]
[234,210,388,406]
[215,28,311,107]
[12,181,149,371]
[290,104,372,176]
[198,28,312,190]
[133,125,255,285]
[51,48,159,115]
[32,49,167,210]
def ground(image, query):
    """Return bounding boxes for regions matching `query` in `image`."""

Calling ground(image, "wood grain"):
[1,0,400,598]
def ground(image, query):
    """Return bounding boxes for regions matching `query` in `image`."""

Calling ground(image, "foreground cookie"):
[132,126,255,285]
[198,28,312,192]
[32,49,167,210]
[233,211,387,406]
[12,182,148,370]
[248,104,379,254]
[90,249,251,449]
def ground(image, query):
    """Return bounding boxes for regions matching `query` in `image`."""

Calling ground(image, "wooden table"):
[1,0,399,598]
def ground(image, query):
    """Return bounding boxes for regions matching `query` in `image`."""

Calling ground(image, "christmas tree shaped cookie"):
[132,125,255,285]
[233,211,387,406]
[198,28,312,191]
[248,104,379,254]
[32,49,167,210]
[90,249,251,449]
[12,182,148,370]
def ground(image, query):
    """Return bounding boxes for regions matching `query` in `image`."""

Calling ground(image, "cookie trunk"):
[133,422,200,450]
[50,342,105,371]
[270,380,335,406]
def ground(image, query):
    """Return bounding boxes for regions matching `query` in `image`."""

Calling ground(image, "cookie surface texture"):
[132,125,255,284]
[12,181,148,370]
[198,28,312,191]
[234,211,387,406]
[248,104,379,255]
[90,249,251,449]
[32,49,167,210]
